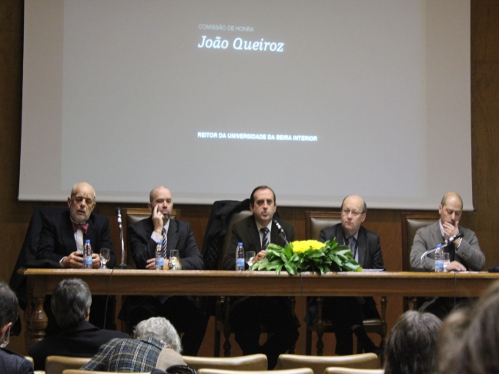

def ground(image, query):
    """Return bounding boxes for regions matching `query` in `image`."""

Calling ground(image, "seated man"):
[0,282,34,374]
[125,186,208,356]
[222,185,299,369]
[314,195,384,355]
[36,182,116,331]
[81,317,185,372]
[410,192,485,318]
[28,278,128,371]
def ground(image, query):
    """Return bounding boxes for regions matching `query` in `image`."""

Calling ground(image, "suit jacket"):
[0,348,33,374]
[36,209,116,267]
[129,217,204,270]
[410,220,485,271]
[28,320,128,370]
[222,216,296,270]
[319,224,384,270]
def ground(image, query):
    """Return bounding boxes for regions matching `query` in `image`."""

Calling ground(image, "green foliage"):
[250,239,363,276]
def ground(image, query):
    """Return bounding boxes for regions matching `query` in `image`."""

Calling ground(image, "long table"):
[20,268,499,345]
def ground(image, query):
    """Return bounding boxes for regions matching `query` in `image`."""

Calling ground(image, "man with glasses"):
[409,192,485,318]
[312,195,384,355]
[36,182,115,268]
[35,182,116,331]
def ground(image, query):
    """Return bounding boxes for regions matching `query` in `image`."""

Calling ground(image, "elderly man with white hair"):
[81,317,185,372]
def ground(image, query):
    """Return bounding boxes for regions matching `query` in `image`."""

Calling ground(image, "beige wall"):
[1,0,498,356]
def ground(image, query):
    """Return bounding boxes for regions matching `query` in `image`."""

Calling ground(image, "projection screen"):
[20,0,473,209]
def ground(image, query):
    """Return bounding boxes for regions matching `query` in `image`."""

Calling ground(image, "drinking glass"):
[245,251,256,268]
[443,252,450,272]
[170,249,180,270]
[100,247,111,269]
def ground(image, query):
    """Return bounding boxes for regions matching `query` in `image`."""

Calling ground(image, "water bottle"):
[434,244,443,272]
[83,239,93,269]
[155,242,164,270]
[235,242,245,271]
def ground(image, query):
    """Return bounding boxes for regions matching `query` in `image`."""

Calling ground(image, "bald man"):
[410,192,485,319]
[410,192,485,272]
[36,182,116,331]
[37,182,115,268]
[125,186,207,356]
[312,195,384,355]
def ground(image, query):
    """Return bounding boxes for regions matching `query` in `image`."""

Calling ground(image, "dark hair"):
[249,185,276,205]
[384,310,442,374]
[0,282,19,328]
[438,280,499,374]
[51,278,92,329]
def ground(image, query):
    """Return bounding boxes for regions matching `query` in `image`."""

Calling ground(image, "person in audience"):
[124,186,208,356]
[384,310,442,374]
[81,317,185,372]
[310,195,384,355]
[0,282,34,374]
[222,185,299,369]
[437,280,499,374]
[410,192,485,318]
[28,278,128,371]
[36,182,116,331]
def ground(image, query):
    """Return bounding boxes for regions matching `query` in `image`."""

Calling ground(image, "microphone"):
[420,232,464,267]
[115,207,131,269]
[274,220,289,246]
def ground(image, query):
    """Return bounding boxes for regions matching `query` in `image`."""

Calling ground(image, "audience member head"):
[249,185,276,226]
[438,280,499,374]
[68,182,96,224]
[384,310,442,374]
[149,186,173,222]
[51,278,92,329]
[134,317,182,353]
[340,195,367,237]
[0,282,19,348]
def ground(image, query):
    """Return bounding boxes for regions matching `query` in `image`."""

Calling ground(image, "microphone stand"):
[420,232,463,268]
[274,220,289,246]
[115,207,131,269]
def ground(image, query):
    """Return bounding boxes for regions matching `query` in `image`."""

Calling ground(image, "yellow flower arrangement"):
[250,238,362,276]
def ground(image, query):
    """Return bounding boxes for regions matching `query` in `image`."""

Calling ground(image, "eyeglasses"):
[342,209,364,217]
[72,196,95,205]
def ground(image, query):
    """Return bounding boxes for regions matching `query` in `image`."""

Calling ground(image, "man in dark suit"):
[0,282,34,374]
[35,182,116,332]
[317,195,384,355]
[28,278,128,371]
[36,181,115,268]
[126,186,208,356]
[223,186,299,369]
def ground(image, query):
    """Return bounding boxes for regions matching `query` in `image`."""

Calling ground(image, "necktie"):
[162,227,168,258]
[348,237,358,260]
[72,223,89,234]
[261,227,269,250]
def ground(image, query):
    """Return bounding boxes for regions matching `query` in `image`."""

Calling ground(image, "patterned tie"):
[261,227,269,250]
[72,223,89,233]
[161,227,168,258]
[348,237,358,260]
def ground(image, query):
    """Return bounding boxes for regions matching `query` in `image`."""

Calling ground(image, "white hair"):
[133,317,182,353]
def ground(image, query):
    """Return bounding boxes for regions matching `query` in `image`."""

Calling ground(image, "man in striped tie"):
[125,186,208,356]
[223,185,299,369]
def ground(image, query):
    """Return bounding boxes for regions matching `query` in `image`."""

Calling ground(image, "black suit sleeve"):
[177,223,204,270]
[36,216,65,262]
[129,221,156,269]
